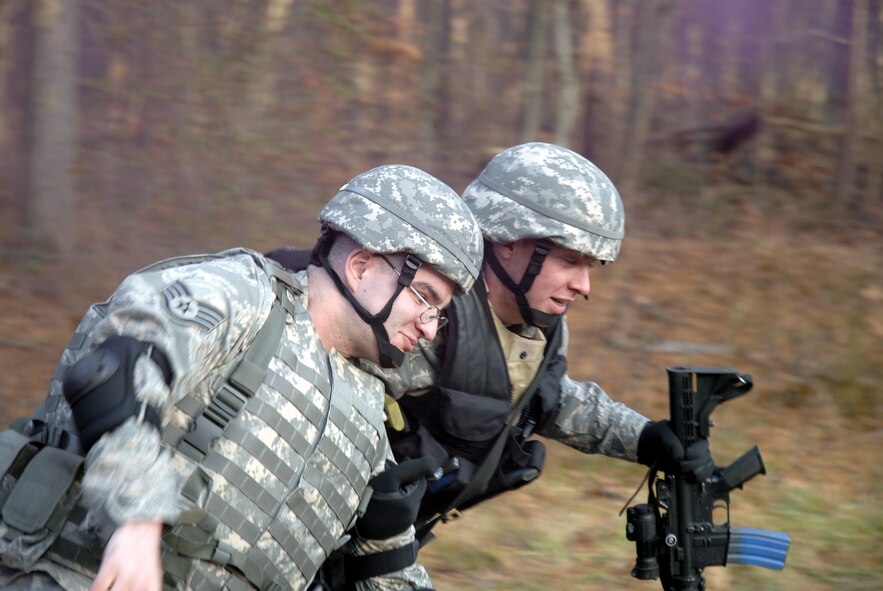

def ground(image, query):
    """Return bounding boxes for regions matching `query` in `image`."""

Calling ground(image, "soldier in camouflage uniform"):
[0,165,483,591]
[367,143,714,551]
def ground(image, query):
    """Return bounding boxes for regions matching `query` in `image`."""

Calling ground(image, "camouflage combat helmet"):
[319,164,482,293]
[462,142,625,263]
[317,164,482,368]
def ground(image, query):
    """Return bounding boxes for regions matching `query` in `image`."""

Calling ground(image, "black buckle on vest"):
[179,384,248,461]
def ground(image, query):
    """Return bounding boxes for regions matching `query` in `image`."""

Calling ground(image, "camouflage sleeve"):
[345,526,432,591]
[79,251,274,526]
[536,319,649,461]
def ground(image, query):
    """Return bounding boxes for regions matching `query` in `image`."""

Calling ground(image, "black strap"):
[484,239,555,327]
[311,229,419,369]
[343,540,419,585]
[265,246,313,272]
[415,378,540,545]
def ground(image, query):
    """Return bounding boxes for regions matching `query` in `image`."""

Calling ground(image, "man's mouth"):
[550,297,572,312]
[400,334,417,351]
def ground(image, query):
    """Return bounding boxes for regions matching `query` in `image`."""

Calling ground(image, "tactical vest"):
[1,251,388,591]
[394,278,566,520]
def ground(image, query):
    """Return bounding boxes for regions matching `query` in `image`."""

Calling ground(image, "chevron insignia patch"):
[162,280,224,331]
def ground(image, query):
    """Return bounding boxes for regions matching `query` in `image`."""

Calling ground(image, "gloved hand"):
[679,439,715,482]
[637,421,716,481]
[637,420,684,474]
[356,456,438,540]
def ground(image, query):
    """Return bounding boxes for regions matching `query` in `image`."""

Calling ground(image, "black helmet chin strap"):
[311,230,421,368]
[484,239,560,328]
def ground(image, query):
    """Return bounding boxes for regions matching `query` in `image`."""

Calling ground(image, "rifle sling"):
[415,378,539,545]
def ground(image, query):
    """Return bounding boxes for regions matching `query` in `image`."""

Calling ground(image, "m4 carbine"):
[625,367,790,591]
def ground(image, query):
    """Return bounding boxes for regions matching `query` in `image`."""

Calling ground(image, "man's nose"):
[417,317,438,341]
[571,265,591,296]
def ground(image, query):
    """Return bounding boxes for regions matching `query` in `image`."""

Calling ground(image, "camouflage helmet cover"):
[462,142,625,262]
[319,164,483,292]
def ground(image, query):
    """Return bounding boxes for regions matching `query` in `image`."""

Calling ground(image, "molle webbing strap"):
[177,283,288,462]
[162,509,284,591]
[47,506,105,576]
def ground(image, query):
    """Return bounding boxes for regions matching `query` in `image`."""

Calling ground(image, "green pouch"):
[0,441,83,570]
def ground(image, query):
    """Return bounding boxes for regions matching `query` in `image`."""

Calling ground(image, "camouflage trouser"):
[0,568,63,590]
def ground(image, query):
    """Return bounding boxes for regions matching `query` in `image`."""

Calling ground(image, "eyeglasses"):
[380,256,448,328]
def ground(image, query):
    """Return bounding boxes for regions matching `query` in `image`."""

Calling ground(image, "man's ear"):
[343,248,373,290]
[493,241,517,261]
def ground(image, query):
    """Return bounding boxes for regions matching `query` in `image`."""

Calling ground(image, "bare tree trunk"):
[865,3,883,205]
[521,0,549,142]
[753,0,785,189]
[440,0,471,167]
[578,0,616,168]
[419,0,446,169]
[835,0,869,206]
[26,0,78,252]
[242,0,296,136]
[620,0,676,196]
[610,1,635,180]
[720,0,741,97]
[683,9,705,161]
[0,0,28,236]
[552,0,579,147]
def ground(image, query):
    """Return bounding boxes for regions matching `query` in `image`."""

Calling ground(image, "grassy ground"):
[417,210,883,590]
[1,187,880,590]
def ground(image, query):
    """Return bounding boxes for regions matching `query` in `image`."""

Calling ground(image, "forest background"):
[1,0,881,589]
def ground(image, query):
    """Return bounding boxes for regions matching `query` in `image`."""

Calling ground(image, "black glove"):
[679,439,715,481]
[356,456,438,540]
[637,420,685,474]
[637,421,716,481]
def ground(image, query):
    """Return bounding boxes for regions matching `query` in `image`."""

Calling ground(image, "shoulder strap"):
[265,246,313,273]
[415,319,566,545]
[414,375,536,545]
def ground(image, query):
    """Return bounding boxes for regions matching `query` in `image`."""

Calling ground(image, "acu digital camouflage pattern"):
[462,142,625,262]
[2,251,432,591]
[319,164,483,293]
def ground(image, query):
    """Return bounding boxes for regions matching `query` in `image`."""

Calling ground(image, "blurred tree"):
[578,0,617,170]
[836,0,869,205]
[418,0,445,168]
[620,0,677,195]
[243,0,296,137]
[552,0,579,147]
[26,0,78,252]
[521,0,549,142]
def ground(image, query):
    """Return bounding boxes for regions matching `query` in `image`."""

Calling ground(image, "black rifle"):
[625,367,790,591]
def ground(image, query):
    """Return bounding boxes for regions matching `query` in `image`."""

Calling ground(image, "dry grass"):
[417,200,883,590]
[1,186,881,591]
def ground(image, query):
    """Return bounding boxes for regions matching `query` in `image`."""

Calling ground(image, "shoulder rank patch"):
[162,280,224,331]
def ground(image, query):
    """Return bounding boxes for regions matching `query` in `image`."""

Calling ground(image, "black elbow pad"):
[62,335,169,452]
